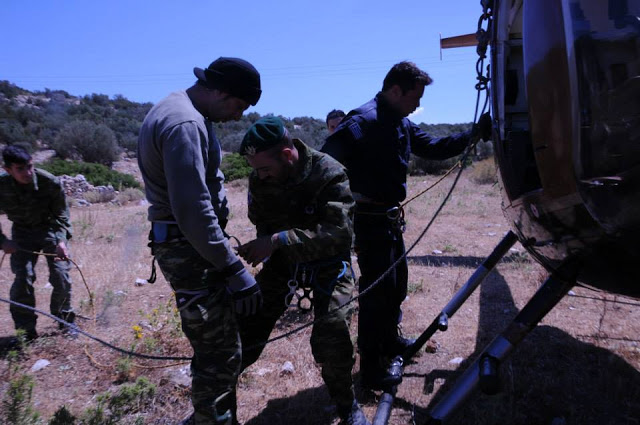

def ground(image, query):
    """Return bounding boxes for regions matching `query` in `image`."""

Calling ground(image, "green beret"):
[239,116,286,155]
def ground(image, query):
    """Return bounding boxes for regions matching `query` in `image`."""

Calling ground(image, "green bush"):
[2,374,40,425]
[80,377,156,425]
[53,120,120,166]
[40,159,140,189]
[221,153,252,181]
[49,406,76,425]
[0,80,29,99]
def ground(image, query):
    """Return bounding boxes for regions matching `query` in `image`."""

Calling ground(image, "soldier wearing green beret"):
[236,116,370,425]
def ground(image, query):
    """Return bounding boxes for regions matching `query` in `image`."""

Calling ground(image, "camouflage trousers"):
[238,258,356,411]
[9,227,73,333]
[153,240,240,425]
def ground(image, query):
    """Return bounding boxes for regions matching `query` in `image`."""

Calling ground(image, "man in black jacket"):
[322,61,491,389]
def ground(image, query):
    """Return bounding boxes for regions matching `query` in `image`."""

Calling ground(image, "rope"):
[16,248,95,309]
[1,247,190,362]
[401,161,462,208]
[0,296,192,361]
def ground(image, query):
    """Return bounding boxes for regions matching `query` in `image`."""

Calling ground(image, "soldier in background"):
[137,57,263,425]
[326,109,346,135]
[0,145,75,341]
[236,116,370,425]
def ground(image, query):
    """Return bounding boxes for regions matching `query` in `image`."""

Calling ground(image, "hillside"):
[0,80,482,163]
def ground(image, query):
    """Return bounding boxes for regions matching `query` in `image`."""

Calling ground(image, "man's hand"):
[472,112,492,142]
[1,239,18,254]
[55,241,69,260]
[226,268,262,316]
[236,234,278,267]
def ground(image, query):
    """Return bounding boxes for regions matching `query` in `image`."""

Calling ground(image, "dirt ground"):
[1,170,639,425]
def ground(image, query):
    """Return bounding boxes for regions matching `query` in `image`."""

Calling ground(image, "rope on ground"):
[0,296,192,361]
[83,345,188,370]
[2,247,192,362]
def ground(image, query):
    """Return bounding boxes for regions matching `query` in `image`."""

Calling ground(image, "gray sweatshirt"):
[137,91,238,270]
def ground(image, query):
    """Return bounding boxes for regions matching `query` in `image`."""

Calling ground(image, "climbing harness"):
[284,259,355,312]
[284,263,301,308]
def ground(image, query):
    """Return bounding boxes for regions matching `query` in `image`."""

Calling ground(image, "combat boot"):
[360,355,385,391]
[24,329,38,342]
[338,400,371,425]
[391,335,416,356]
[58,311,79,339]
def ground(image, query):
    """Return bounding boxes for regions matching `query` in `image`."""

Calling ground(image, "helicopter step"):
[372,231,519,425]
[426,264,577,424]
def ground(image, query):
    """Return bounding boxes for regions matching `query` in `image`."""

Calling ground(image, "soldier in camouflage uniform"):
[236,117,370,425]
[0,145,74,341]
[137,58,263,425]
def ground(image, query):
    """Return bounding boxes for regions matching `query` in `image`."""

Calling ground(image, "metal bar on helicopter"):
[372,231,519,424]
[404,230,519,360]
[426,268,576,424]
[440,33,478,49]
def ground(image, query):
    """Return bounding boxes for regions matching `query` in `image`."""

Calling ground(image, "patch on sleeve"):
[348,122,364,140]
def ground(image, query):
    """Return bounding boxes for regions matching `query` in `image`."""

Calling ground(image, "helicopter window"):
[495,32,542,200]
[570,0,640,178]
[505,69,519,105]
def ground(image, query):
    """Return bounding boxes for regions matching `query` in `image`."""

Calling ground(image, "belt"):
[356,202,401,216]
[150,222,185,243]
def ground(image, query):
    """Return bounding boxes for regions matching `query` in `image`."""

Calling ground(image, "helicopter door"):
[492,0,543,202]
[568,0,640,236]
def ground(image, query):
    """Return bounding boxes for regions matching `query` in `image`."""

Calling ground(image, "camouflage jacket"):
[0,168,72,244]
[248,139,354,265]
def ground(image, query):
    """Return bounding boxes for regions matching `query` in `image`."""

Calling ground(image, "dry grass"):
[469,158,497,185]
[1,170,639,425]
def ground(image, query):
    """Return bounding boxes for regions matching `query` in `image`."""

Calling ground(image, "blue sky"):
[1,0,485,124]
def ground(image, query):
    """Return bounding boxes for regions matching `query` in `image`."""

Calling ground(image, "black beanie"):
[194,57,262,105]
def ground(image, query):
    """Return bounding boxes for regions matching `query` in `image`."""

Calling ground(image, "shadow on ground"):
[243,384,335,425]
[396,256,640,425]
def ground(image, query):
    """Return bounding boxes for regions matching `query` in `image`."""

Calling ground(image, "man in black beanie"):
[138,57,263,425]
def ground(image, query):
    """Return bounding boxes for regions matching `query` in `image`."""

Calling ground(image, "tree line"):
[0,80,491,175]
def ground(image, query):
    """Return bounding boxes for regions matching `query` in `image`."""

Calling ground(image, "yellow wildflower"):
[132,325,143,339]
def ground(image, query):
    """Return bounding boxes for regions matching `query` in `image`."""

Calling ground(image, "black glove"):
[226,268,262,316]
[472,112,492,142]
